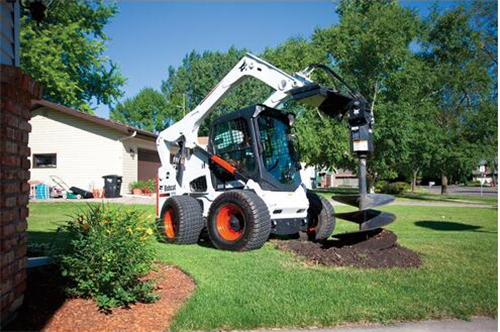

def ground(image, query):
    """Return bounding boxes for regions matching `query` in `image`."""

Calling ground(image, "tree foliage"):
[110,88,177,133]
[112,0,496,193]
[313,0,421,185]
[161,47,271,135]
[420,3,497,192]
[20,0,125,113]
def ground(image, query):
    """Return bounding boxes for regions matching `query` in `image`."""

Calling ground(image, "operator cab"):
[208,104,301,192]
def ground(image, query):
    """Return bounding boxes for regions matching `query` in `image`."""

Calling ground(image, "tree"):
[420,3,497,193]
[110,88,178,133]
[161,47,271,135]
[20,0,125,113]
[312,0,421,190]
[262,37,353,170]
[385,57,438,191]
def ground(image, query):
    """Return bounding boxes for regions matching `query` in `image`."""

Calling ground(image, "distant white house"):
[472,159,497,185]
[299,165,358,189]
[29,100,161,195]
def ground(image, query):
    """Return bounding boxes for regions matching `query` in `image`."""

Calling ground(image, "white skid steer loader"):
[155,53,395,251]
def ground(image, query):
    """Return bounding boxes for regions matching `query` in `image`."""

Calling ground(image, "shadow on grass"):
[313,187,358,195]
[414,221,495,233]
[399,193,459,202]
[28,230,70,248]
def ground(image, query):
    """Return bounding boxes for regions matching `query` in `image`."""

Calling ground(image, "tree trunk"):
[441,174,449,194]
[367,172,377,194]
[411,169,419,192]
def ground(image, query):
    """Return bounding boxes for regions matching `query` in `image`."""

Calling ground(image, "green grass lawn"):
[28,201,497,330]
[398,192,498,205]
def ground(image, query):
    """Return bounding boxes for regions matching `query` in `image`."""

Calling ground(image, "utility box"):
[103,175,122,198]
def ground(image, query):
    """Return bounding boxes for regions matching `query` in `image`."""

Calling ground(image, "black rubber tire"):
[305,191,335,241]
[207,190,271,251]
[158,195,204,244]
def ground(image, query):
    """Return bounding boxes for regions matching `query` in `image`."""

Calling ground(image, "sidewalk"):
[251,317,497,332]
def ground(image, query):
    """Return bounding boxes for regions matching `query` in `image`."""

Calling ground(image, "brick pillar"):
[0,65,42,325]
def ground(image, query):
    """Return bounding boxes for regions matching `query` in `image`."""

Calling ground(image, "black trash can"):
[102,175,122,198]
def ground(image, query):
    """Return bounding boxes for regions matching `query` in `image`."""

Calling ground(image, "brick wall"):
[1,65,42,324]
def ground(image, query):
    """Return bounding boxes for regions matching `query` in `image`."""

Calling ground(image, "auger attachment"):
[332,99,396,236]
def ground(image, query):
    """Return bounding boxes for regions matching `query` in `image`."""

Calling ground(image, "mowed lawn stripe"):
[27,203,497,330]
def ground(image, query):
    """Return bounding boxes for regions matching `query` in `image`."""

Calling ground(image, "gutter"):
[118,130,137,142]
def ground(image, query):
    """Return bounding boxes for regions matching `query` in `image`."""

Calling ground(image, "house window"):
[33,154,57,168]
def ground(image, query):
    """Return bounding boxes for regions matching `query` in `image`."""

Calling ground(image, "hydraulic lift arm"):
[157,53,313,155]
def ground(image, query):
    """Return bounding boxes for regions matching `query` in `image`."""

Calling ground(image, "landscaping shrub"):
[57,204,158,311]
[375,181,409,194]
[374,180,388,193]
[386,182,410,194]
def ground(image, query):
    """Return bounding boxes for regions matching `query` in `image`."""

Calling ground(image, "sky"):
[94,1,460,119]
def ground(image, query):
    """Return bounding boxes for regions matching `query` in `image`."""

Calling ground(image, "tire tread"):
[159,195,204,244]
[208,190,271,251]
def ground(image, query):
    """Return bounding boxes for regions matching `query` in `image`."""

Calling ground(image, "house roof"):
[31,99,158,141]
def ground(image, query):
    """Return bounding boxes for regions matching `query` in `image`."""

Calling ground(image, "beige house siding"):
[122,142,137,194]
[30,108,128,194]
[29,107,159,195]
[121,138,158,193]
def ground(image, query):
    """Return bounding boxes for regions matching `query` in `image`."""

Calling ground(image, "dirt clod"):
[278,230,421,269]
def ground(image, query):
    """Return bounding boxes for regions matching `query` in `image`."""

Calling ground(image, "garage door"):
[138,148,161,182]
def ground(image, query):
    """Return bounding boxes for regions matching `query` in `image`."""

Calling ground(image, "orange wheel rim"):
[216,204,244,241]
[163,208,175,238]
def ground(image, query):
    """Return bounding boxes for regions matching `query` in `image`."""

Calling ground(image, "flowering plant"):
[57,204,158,311]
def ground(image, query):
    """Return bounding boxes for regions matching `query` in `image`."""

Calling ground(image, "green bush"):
[374,180,388,193]
[57,204,158,311]
[386,182,410,194]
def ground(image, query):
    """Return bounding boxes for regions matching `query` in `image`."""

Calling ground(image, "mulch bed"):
[277,229,421,269]
[5,264,195,332]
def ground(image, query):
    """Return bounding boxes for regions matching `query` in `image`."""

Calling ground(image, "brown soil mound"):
[278,230,421,269]
[6,264,195,332]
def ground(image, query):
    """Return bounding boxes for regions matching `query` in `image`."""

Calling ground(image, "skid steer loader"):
[155,53,395,251]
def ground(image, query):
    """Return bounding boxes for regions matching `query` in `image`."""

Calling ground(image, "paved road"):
[252,317,497,332]
[424,185,497,197]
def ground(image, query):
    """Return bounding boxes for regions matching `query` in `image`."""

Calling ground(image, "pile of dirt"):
[6,264,195,332]
[278,229,421,269]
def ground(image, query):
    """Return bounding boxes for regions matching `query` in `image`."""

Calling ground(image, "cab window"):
[212,118,255,172]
